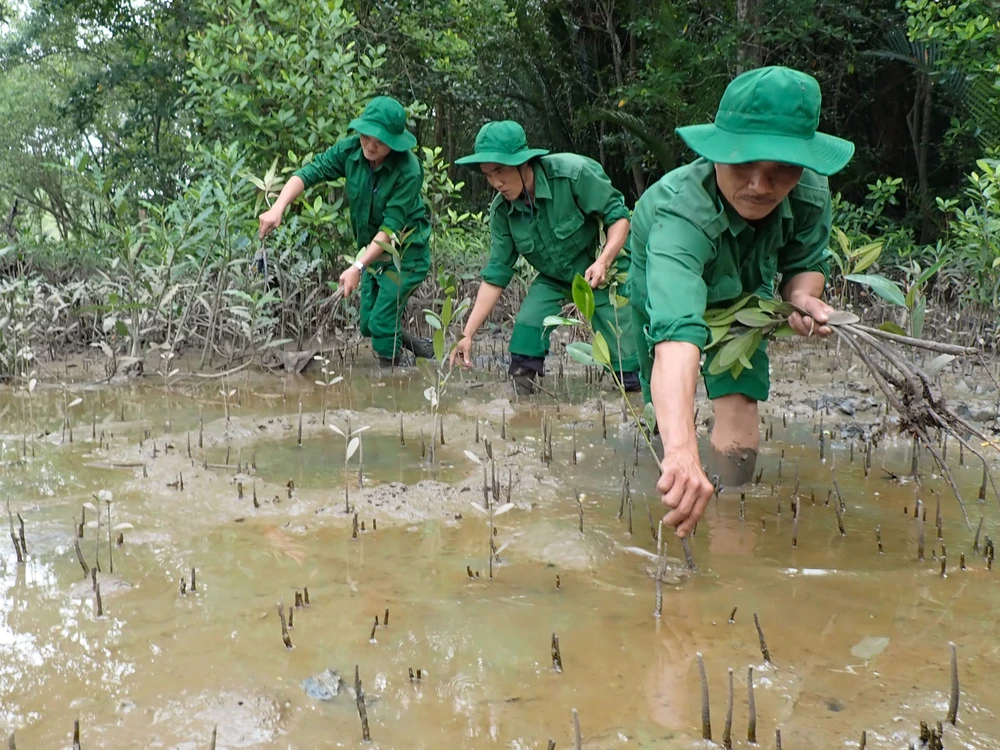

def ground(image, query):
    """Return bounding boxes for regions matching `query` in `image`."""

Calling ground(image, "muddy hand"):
[450,335,473,369]
[787,295,833,337]
[658,449,714,537]
[259,207,283,239]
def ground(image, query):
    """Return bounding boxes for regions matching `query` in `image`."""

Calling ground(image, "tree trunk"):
[736,0,762,74]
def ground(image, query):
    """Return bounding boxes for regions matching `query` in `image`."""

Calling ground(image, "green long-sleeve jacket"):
[627,157,832,354]
[293,135,431,268]
[480,154,631,288]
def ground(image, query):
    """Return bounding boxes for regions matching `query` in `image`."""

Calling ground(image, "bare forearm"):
[651,341,702,453]
[357,230,389,266]
[273,176,305,212]
[462,282,505,338]
[781,271,826,303]
[597,218,630,266]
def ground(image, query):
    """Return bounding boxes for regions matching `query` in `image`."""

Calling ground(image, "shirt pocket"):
[509,217,538,260]
[704,250,742,305]
[552,210,585,241]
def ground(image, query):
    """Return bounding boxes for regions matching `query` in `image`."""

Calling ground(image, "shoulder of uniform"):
[488,193,507,218]
[788,169,830,210]
[639,159,724,237]
[539,152,600,181]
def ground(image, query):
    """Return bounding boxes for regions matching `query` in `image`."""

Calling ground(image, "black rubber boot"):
[509,354,545,396]
[401,331,435,359]
[620,370,642,392]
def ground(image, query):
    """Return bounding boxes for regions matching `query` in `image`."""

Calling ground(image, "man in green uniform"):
[449,121,641,394]
[259,96,434,366]
[627,66,855,537]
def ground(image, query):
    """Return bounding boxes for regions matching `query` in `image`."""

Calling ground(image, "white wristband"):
[353,260,365,272]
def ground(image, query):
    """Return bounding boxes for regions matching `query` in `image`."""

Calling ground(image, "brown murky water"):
[1,350,1000,749]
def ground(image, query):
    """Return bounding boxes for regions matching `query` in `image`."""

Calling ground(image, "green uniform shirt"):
[293,134,431,266]
[481,154,631,288]
[627,157,832,354]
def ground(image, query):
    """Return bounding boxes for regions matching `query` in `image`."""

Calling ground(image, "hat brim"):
[349,118,417,152]
[454,148,550,167]
[675,124,855,176]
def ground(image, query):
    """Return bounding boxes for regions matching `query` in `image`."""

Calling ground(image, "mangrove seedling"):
[313,354,344,425]
[328,422,369,513]
[418,272,471,466]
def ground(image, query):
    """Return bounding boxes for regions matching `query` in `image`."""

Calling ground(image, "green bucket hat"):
[348,96,417,152]
[675,66,855,176]
[455,121,549,167]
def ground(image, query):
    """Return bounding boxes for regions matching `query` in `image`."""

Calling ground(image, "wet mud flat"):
[1,337,1000,748]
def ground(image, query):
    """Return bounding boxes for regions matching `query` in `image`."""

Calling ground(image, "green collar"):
[506,162,550,214]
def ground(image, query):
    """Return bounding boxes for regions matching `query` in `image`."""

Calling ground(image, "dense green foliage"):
[0,0,998,377]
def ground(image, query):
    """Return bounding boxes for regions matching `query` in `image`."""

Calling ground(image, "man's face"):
[480,163,523,201]
[714,161,804,221]
[359,135,391,163]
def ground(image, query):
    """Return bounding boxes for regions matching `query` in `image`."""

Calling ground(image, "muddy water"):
[2,351,1000,749]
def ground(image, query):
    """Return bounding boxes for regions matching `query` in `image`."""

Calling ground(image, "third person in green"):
[259,96,433,366]
[449,120,641,394]
[627,66,855,537]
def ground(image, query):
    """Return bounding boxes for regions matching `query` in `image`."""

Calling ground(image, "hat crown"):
[360,96,407,136]
[475,121,530,156]
[715,66,821,139]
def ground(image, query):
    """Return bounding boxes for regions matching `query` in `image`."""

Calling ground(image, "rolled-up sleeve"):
[293,139,350,189]
[381,161,423,237]
[570,159,631,225]
[480,207,519,288]
[644,214,716,351]
[778,192,832,283]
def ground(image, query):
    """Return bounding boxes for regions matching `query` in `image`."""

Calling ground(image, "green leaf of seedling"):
[643,402,656,433]
[592,331,612,368]
[925,354,956,378]
[731,360,745,380]
[709,330,756,375]
[878,321,907,336]
[706,295,757,322]
[738,354,754,370]
[917,258,946,287]
[773,322,797,338]
[424,312,442,330]
[911,295,926,340]
[734,308,773,327]
[614,294,630,309]
[707,324,732,348]
[844,273,907,307]
[566,342,599,367]
[852,241,884,273]
[442,296,453,329]
[543,315,581,328]
[571,274,595,322]
[433,328,445,362]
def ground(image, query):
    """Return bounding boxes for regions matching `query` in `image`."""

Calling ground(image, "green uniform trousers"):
[359,259,430,359]
[511,274,640,372]
[636,334,770,404]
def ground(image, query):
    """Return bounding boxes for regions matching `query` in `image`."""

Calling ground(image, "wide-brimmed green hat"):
[348,96,417,152]
[455,121,549,167]
[675,66,855,176]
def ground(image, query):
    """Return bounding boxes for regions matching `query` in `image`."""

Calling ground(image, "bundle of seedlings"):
[703,293,995,528]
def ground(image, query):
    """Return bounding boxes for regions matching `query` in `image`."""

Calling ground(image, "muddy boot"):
[377,351,414,368]
[509,354,545,396]
[401,331,435,359]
